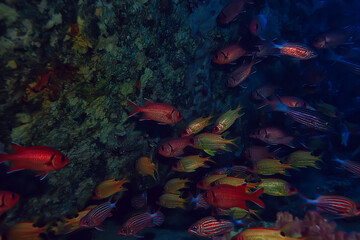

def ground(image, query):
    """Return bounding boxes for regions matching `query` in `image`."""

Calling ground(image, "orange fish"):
[136,156,158,180]
[213,44,248,65]
[164,178,190,194]
[181,116,213,137]
[172,155,215,172]
[0,191,19,216]
[158,193,188,209]
[217,0,255,25]
[127,98,182,124]
[158,137,193,158]
[6,222,47,240]
[52,205,96,235]
[93,177,129,200]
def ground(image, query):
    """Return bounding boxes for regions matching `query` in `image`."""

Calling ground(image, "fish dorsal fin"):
[143,98,154,106]
[11,143,25,153]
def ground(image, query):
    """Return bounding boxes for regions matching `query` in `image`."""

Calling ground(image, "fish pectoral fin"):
[95,226,105,231]
[204,149,216,156]
[36,172,48,180]
[7,165,25,174]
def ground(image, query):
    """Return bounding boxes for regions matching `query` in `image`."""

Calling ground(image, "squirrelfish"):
[254,159,293,176]
[93,177,129,200]
[300,194,360,218]
[0,143,69,180]
[192,133,238,156]
[217,0,254,25]
[164,178,190,194]
[173,155,215,172]
[197,174,228,190]
[182,116,213,137]
[117,210,164,237]
[213,106,244,134]
[188,216,243,238]
[79,196,118,231]
[204,184,265,210]
[213,44,248,65]
[250,127,295,148]
[158,193,188,209]
[136,156,158,180]
[127,98,182,124]
[274,42,317,60]
[227,56,260,88]
[332,158,360,177]
[0,191,19,216]
[256,179,298,196]
[6,222,47,240]
[232,227,308,240]
[277,96,312,109]
[158,137,192,157]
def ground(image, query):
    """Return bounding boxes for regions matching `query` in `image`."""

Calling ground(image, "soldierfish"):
[217,0,254,25]
[158,137,193,158]
[204,184,265,210]
[0,191,20,216]
[0,143,69,180]
[213,106,244,134]
[127,98,182,124]
[213,44,249,65]
[250,127,296,148]
[181,115,213,137]
[251,84,278,101]
[227,56,260,88]
[117,210,164,237]
[192,133,239,156]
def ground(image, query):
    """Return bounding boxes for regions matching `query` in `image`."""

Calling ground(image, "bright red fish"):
[217,0,254,25]
[0,191,20,216]
[275,42,317,60]
[204,184,265,210]
[188,216,242,238]
[79,196,118,231]
[158,137,193,158]
[117,210,164,237]
[332,158,360,178]
[0,143,69,179]
[127,98,182,125]
[301,194,360,218]
[213,44,248,65]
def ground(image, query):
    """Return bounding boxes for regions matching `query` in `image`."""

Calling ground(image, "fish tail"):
[227,137,240,148]
[249,188,265,208]
[127,99,142,118]
[297,192,316,206]
[248,209,262,220]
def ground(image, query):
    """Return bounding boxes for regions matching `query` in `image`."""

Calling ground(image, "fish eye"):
[161,145,165,151]
[12,193,16,198]
[280,231,285,237]
[192,226,198,231]
[178,112,182,118]
[61,155,66,162]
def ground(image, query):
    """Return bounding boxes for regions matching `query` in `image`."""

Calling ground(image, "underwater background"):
[1,0,360,239]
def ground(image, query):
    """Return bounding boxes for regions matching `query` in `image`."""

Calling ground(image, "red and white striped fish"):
[188,216,243,238]
[301,194,360,218]
[79,196,118,231]
[333,158,360,177]
[274,42,317,60]
[190,192,209,209]
[117,210,164,237]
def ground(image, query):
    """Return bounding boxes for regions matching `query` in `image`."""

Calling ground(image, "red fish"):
[79,196,118,231]
[217,0,254,25]
[0,191,20,216]
[250,127,295,148]
[204,184,265,210]
[249,15,267,36]
[188,216,242,238]
[243,145,276,162]
[158,137,193,157]
[301,194,360,218]
[0,143,69,179]
[332,158,360,178]
[312,29,351,49]
[127,98,182,125]
[117,210,164,237]
[227,56,260,87]
[213,44,248,65]
[277,96,312,109]
[274,43,317,60]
